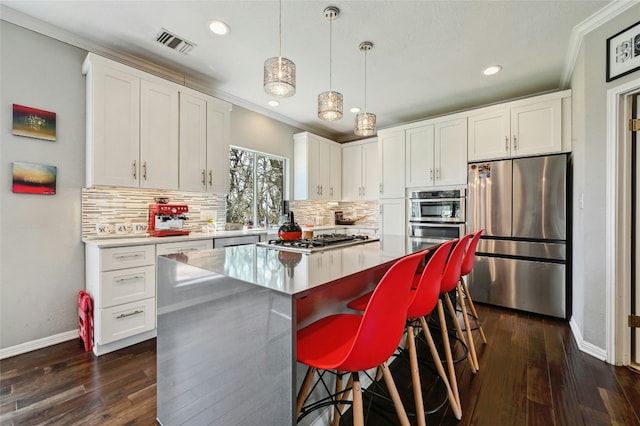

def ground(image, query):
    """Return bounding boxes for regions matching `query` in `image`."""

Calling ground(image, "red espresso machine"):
[148,203,190,237]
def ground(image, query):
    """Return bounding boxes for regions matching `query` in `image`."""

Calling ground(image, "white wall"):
[570,3,640,350]
[0,21,87,349]
[0,21,302,353]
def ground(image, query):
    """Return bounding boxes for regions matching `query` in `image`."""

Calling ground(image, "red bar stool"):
[438,233,479,378]
[347,240,462,425]
[295,251,424,426]
[458,230,487,344]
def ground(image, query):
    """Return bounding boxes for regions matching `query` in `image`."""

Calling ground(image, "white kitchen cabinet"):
[139,79,179,190]
[294,132,341,200]
[329,143,342,199]
[341,138,378,201]
[85,244,157,355]
[84,53,179,189]
[178,89,232,194]
[468,91,568,161]
[405,118,467,188]
[156,239,213,255]
[379,198,406,236]
[378,129,405,198]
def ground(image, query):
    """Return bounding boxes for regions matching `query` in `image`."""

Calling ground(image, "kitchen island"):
[156,235,442,425]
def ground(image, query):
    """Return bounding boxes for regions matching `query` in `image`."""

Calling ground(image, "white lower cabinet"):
[156,239,213,255]
[86,244,156,355]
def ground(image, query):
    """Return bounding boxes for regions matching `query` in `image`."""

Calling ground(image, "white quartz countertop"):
[83,229,268,248]
[160,235,442,296]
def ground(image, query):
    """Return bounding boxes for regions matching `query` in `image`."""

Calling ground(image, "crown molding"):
[560,0,640,88]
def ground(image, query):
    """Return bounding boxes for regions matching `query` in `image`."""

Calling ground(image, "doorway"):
[633,93,639,367]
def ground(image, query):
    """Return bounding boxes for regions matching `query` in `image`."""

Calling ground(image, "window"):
[227,146,285,227]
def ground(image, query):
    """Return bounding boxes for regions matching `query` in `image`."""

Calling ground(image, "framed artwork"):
[12,104,57,141]
[607,20,640,82]
[12,162,57,195]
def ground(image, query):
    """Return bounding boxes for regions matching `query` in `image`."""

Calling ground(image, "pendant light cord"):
[329,16,333,91]
[278,0,282,57]
[363,47,367,112]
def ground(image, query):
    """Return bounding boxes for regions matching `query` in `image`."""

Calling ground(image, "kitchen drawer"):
[100,265,156,309]
[156,239,213,256]
[100,245,155,271]
[98,298,156,345]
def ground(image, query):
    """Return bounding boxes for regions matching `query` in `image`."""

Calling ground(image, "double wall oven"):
[408,188,466,241]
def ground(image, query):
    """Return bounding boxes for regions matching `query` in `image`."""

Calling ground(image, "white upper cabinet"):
[139,79,179,190]
[404,117,467,188]
[329,143,342,200]
[84,53,230,192]
[468,91,569,161]
[378,129,405,198]
[179,90,231,194]
[84,57,141,188]
[293,132,341,200]
[341,138,378,201]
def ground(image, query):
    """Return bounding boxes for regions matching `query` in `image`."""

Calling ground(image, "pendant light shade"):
[264,0,296,98]
[354,41,376,136]
[318,6,342,121]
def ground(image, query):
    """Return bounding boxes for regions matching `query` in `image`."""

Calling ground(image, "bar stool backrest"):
[340,251,424,372]
[460,229,484,277]
[440,234,472,293]
[407,239,457,319]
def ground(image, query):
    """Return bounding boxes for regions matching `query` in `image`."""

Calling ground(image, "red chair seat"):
[297,314,362,371]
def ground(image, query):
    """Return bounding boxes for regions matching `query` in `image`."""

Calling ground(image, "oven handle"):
[410,221,466,227]
[410,198,464,203]
[409,218,465,224]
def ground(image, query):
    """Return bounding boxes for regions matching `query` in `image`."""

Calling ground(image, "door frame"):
[606,76,640,365]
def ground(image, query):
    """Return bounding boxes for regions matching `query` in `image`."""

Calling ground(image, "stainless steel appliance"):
[409,189,466,240]
[257,234,378,254]
[467,154,569,318]
[149,203,190,237]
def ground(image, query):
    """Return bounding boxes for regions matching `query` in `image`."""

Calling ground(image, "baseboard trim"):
[569,317,607,362]
[0,330,78,360]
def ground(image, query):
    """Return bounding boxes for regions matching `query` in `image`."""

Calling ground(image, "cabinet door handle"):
[505,136,509,152]
[330,186,333,196]
[379,183,383,194]
[208,170,213,186]
[201,169,206,186]
[116,310,143,319]
[115,275,144,283]
[114,253,144,260]
[132,160,137,180]
[143,161,147,180]
[513,135,517,149]
[436,168,440,180]
[429,168,434,181]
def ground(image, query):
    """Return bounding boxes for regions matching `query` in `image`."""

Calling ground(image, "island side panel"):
[156,256,294,425]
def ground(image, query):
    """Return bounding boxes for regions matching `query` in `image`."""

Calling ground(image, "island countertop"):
[160,234,441,296]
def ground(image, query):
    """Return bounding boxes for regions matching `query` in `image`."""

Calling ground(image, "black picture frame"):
[606,20,640,82]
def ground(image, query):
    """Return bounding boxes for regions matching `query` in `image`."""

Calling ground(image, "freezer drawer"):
[476,239,565,261]
[468,255,566,318]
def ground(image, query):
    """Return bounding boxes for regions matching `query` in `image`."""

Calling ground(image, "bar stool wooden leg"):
[457,284,479,372]
[380,362,411,426]
[352,372,364,426]
[331,371,344,426]
[332,373,353,426]
[461,279,487,343]
[296,367,316,418]
[419,316,462,420]
[407,324,427,426]
[444,293,477,374]
[437,299,461,412]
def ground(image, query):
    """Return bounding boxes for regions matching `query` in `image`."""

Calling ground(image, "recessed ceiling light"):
[350,107,361,113]
[483,65,502,76]
[268,100,279,107]
[209,20,230,35]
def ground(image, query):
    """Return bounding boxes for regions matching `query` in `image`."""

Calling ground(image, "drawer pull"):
[115,275,144,283]
[114,253,144,260]
[116,310,143,319]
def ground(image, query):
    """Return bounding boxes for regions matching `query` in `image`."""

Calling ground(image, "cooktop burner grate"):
[264,233,373,251]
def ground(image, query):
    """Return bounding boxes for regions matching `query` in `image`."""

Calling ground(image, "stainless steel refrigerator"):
[467,154,569,318]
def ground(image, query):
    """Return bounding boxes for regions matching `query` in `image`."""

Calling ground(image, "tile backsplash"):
[81,187,226,238]
[289,200,379,228]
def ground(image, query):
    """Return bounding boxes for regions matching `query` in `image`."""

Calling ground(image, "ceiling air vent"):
[155,28,195,54]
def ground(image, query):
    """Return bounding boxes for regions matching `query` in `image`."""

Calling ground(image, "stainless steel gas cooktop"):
[257,233,379,254]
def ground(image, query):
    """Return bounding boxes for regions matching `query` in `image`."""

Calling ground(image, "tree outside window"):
[227,146,284,228]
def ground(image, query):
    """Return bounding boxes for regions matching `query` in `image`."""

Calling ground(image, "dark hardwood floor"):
[1,304,639,425]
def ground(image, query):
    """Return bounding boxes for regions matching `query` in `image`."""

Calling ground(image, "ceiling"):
[1,1,616,142]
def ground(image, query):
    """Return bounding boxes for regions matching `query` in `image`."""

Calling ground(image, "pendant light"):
[318,6,343,121]
[354,41,376,136]
[264,0,296,98]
